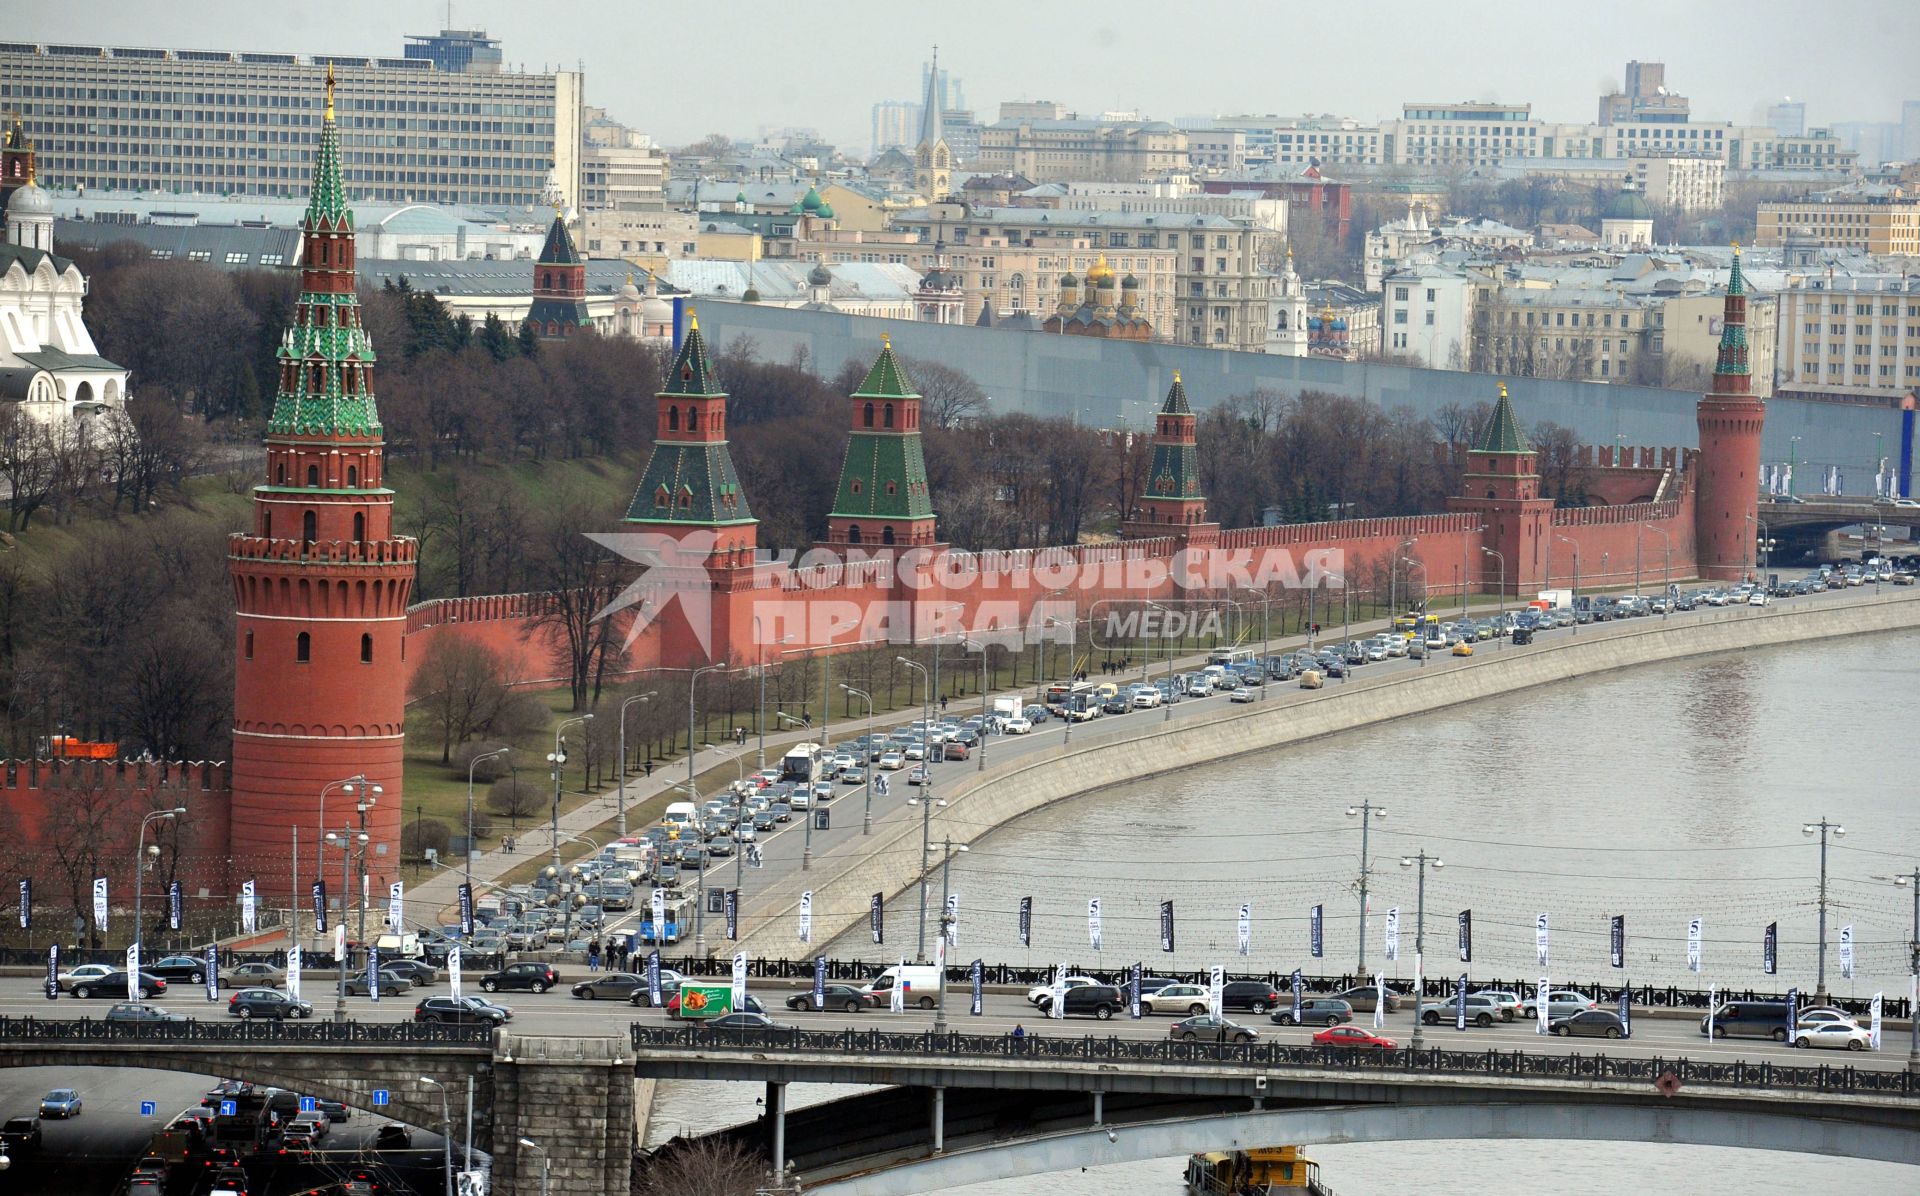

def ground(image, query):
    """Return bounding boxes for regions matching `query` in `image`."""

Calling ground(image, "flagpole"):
[291,826,300,955]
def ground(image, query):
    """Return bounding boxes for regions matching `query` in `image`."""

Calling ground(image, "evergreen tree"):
[517,321,540,358]
[479,312,518,362]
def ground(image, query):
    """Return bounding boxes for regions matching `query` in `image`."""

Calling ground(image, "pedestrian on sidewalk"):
[587,937,602,970]
[643,759,654,778]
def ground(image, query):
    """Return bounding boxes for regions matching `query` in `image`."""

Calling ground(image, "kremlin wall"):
[1,79,1764,923]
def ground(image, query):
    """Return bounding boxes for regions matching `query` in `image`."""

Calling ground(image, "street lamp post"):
[465,748,509,893]
[419,1076,454,1196]
[616,692,656,838]
[547,715,594,871]
[1400,559,1427,665]
[752,618,797,769]
[355,793,375,945]
[1347,802,1386,971]
[518,1136,550,1196]
[686,662,727,956]
[840,685,876,834]
[1400,850,1442,1051]
[1888,869,1920,1072]
[1554,535,1580,634]
[1144,601,1175,721]
[316,775,377,897]
[1041,615,1077,741]
[1640,525,1672,617]
[1480,548,1505,617]
[775,713,817,871]
[133,808,184,955]
[325,825,365,1024]
[906,786,951,966]
[1803,818,1845,1001]
[931,837,969,1034]
[897,657,936,959]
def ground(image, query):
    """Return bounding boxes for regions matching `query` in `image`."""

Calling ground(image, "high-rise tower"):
[1694,245,1765,581]
[913,47,952,200]
[229,67,415,892]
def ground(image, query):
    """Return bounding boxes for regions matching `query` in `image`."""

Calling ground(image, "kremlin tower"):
[228,67,415,894]
[822,334,939,550]
[1694,246,1765,581]
[1123,372,1218,545]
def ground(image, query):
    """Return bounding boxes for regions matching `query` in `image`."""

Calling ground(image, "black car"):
[1269,998,1354,1027]
[1170,1015,1258,1043]
[228,988,312,1019]
[344,969,417,997]
[70,971,167,1000]
[705,1012,791,1032]
[1551,1009,1627,1039]
[478,962,559,993]
[308,1097,350,1123]
[786,985,875,1013]
[0,1116,42,1156]
[1220,980,1283,1014]
[572,972,645,1001]
[106,1002,188,1025]
[144,955,212,984]
[414,995,512,1025]
[1036,984,1123,1019]
[380,959,438,986]
[373,1123,413,1150]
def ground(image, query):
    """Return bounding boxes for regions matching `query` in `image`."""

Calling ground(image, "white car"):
[878,751,905,770]
[831,753,857,774]
[1129,687,1161,709]
[58,963,116,992]
[1748,591,1771,606]
[1026,975,1101,1006]
[1229,687,1258,703]
[903,743,926,762]
[1002,717,1032,734]
[1140,983,1209,1016]
[1794,1022,1872,1051]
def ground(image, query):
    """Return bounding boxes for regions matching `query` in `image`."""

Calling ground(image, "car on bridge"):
[228,988,313,1019]
[144,955,212,984]
[105,1002,188,1025]
[69,970,167,1000]
[1520,990,1596,1020]
[344,968,417,996]
[415,995,513,1025]
[1793,1022,1872,1050]
[1026,975,1102,1006]
[573,972,647,1001]
[38,1089,82,1119]
[627,969,688,1007]
[1170,1015,1258,1043]
[1139,984,1209,1016]
[380,958,439,986]
[787,985,877,1013]
[1035,984,1124,1019]
[479,962,561,993]
[0,1116,42,1155]
[1549,1010,1627,1039]
[55,962,115,992]
[1269,998,1354,1027]
[1220,981,1284,1014]
[705,1011,794,1033]
[1332,985,1405,1013]
[222,962,286,987]
[1312,1026,1397,1051]
[1418,993,1506,1027]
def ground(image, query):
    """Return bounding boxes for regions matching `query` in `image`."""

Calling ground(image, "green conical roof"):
[1713,246,1751,377]
[304,67,351,230]
[1160,372,1192,415]
[662,313,718,396]
[853,336,917,398]
[1473,383,1531,454]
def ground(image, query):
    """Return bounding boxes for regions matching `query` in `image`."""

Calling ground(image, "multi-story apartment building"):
[0,38,583,208]
[1383,264,1479,369]
[891,205,1264,349]
[1472,282,1777,390]
[1755,184,1920,255]
[975,111,1188,183]
[1774,273,1920,400]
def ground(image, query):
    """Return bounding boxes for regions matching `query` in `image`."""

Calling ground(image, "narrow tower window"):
[882,526,896,545]
[296,632,311,663]
[863,402,874,428]
[307,464,320,486]
[245,631,254,660]
[668,407,680,431]
[884,403,895,428]
[353,512,365,543]
[302,510,316,543]
[688,407,700,432]
[361,634,373,664]
[346,465,359,488]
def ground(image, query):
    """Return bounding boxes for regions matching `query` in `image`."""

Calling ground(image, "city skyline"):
[13,0,1918,152]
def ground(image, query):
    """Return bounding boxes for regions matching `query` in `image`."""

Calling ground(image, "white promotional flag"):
[797,891,813,943]
[334,923,346,962]
[1384,908,1399,961]
[1869,991,1883,1049]
[126,944,140,1000]
[934,933,949,1009]
[1708,984,1718,1039]
[730,951,747,1010]
[1207,965,1225,1019]
[388,881,404,931]
[1840,925,1854,979]
[1087,898,1102,951]
[1536,977,1550,1035]
[1372,972,1385,1030]
[1236,904,1251,957]
[1687,918,1703,973]
[1535,913,1550,968]
[286,946,302,1001]
[893,959,908,1014]
[92,878,108,931]
[241,880,257,935]
[944,894,959,948]
[1048,962,1066,1020]
[650,888,666,943]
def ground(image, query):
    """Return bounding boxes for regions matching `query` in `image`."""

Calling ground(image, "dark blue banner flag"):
[18,878,29,930]
[1128,962,1142,1019]
[647,950,662,1006]
[1455,974,1468,1031]
[1309,904,1323,958]
[1291,969,1303,1022]
[971,959,984,1016]
[367,945,381,1003]
[458,883,475,937]
[724,889,739,941]
[812,955,827,1011]
[203,945,219,1002]
[1618,982,1632,1038]
[1610,915,1624,969]
[168,881,183,932]
[1457,910,1472,963]
[870,893,884,944]
[311,881,327,935]
[1785,987,1798,1038]
[1763,922,1778,975]
[1018,896,1031,946]
[44,944,58,1001]
[1159,901,1175,953]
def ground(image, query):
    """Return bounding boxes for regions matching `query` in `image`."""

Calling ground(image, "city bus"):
[780,742,824,784]
[1043,681,1093,714]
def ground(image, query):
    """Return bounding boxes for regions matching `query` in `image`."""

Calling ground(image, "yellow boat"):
[1185,1147,1332,1195]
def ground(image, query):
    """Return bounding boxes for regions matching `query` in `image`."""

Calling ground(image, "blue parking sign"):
[139,1101,156,1117]
[219,1101,237,1116]
[372,1089,390,1107]
[299,1097,316,1113]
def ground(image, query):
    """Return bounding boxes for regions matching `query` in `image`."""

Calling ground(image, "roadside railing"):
[0,1016,493,1047]
[627,1023,1918,1096]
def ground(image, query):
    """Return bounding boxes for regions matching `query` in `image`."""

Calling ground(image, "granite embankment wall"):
[737,585,1920,954]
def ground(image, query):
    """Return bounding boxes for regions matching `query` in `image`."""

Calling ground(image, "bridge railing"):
[628,1024,1917,1097]
[0,1017,494,1047]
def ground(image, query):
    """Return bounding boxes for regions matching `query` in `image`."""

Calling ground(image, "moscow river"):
[652,628,1920,1193]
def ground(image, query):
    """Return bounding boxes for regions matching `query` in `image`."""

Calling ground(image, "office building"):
[1775,272,1920,400]
[402,28,503,73]
[0,39,583,209]
[1767,100,1807,138]
[1598,61,1689,125]
[1756,184,1920,255]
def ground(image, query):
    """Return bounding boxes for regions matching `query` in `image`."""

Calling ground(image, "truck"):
[1533,589,1573,611]
[992,696,1022,719]
[373,931,423,960]
[671,981,735,1020]
[859,963,943,1009]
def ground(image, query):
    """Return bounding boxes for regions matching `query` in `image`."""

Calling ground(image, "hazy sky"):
[19,1,1919,150]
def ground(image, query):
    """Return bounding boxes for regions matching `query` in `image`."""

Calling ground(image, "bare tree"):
[45,778,132,944]
[100,398,207,513]
[407,637,512,762]
[632,1138,769,1196]
[486,777,543,830]
[904,357,989,428]
[525,494,625,711]
[0,409,65,531]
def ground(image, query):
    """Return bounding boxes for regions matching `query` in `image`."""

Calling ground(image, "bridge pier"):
[932,1086,945,1154]
[492,1035,634,1196]
[1092,1091,1104,1126]
[768,1080,788,1176]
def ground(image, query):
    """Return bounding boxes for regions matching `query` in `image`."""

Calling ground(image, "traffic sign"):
[372,1089,390,1107]
[219,1101,237,1116]
[299,1096,317,1113]
[139,1101,156,1117]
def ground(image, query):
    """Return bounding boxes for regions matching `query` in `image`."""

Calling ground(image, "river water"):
[650,629,1920,1193]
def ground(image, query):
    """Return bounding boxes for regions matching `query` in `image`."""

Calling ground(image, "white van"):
[662,802,699,831]
[860,963,943,1009]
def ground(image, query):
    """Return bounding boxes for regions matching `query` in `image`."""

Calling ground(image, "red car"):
[1313,1025,1398,1050]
